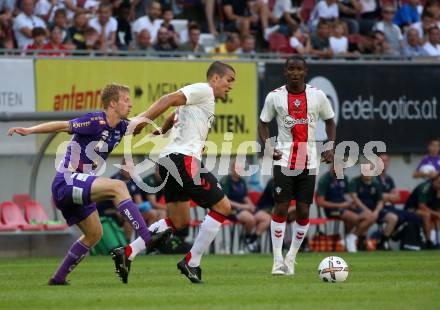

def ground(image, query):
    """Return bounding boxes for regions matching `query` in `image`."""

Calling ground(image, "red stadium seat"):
[23,201,68,231]
[268,33,294,53]
[12,194,31,209]
[0,202,17,231]
[0,201,44,231]
[248,191,262,206]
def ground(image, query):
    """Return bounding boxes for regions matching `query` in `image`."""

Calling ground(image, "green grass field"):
[0,252,439,310]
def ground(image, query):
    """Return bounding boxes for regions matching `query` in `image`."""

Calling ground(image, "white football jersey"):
[260,84,334,169]
[160,83,215,160]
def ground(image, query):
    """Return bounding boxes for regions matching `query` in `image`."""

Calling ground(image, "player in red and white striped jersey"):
[259,56,336,276]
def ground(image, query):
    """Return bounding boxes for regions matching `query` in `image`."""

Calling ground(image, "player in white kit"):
[112,61,236,284]
[259,56,336,276]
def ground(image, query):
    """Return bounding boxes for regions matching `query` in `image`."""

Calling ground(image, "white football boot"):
[272,257,285,275]
[284,254,296,276]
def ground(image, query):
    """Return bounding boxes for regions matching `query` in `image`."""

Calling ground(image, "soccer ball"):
[318,256,349,283]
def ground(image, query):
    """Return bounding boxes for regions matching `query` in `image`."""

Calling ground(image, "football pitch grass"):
[0,251,439,310]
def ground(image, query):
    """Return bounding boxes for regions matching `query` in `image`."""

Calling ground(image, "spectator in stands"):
[42,25,67,55]
[360,29,395,55]
[271,0,302,36]
[179,20,198,44]
[140,165,167,222]
[289,25,311,55]
[410,10,436,41]
[248,0,272,39]
[66,12,88,50]
[204,0,218,36]
[373,5,403,53]
[222,0,255,36]
[131,28,153,51]
[316,162,367,253]
[240,34,256,55]
[88,2,118,52]
[220,159,259,252]
[153,26,177,51]
[424,0,440,28]
[403,27,426,56]
[329,21,349,55]
[132,1,162,44]
[309,0,339,31]
[161,6,179,47]
[13,0,47,49]
[404,174,440,249]
[178,24,202,53]
[115,1,132,50]
[422,26,440,55]
[34,0,58,23]
[210,31,241,58]
[129,0,148,21]
[49,8,68,43]
[310,20,333,58]
[83,26,100,52]
[162,6,179,39]
[359,0,381,35]
[376,153,423,250]
[25,26,47,52]
[414,137,440,179]
[348,163,385,250]
[35,0,96,23]
[0,0,14,47]
[393,0,421,28]
[338,0,362,34]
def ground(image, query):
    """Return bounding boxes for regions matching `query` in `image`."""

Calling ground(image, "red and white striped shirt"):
[260,84,334,170]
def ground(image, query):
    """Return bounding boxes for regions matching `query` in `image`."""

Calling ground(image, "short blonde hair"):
[101,83,130,109]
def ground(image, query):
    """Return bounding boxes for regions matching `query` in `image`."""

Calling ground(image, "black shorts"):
[158,153,225,208]
[273,165,316,205]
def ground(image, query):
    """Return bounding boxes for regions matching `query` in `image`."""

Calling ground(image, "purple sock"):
[117,199,151,244]
[52,240,89,282]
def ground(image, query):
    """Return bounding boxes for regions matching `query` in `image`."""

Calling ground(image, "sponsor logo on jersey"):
[72,121,91,128]
[283,115,312,128]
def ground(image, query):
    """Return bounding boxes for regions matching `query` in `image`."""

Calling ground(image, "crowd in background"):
[1,0,440,57]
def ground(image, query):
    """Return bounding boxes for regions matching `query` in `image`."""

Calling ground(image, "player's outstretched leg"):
[48,212,101,285]
[284,202,310,276]
[112,203,190,283]
[178,198,230,284]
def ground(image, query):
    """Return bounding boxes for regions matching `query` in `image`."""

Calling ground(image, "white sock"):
[126,218,173,261]
[286,221,309,258]
[271,215,287,260]
[187,211,224,267]
[126,237,145,261]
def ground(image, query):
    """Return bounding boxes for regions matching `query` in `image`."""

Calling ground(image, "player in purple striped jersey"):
[8,84,170,285]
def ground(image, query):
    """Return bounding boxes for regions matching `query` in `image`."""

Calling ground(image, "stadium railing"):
[1,48,440,61]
